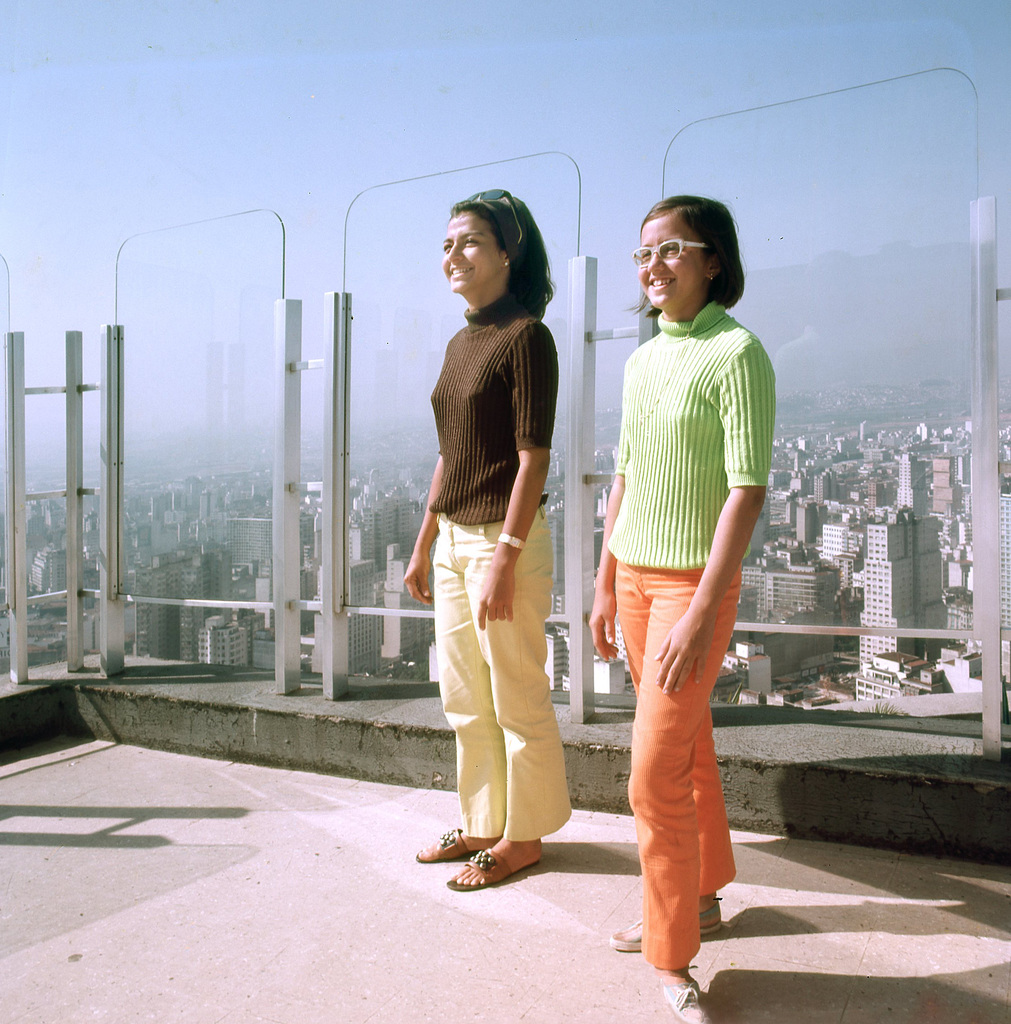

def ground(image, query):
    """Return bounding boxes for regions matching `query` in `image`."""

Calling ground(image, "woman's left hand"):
[478,549,517,629]
[654,608,716,695]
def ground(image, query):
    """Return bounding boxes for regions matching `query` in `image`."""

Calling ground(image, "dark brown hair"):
[450,194,555,320]
[636,195,745,317]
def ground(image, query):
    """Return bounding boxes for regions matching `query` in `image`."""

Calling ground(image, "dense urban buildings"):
[8,377,1009,711]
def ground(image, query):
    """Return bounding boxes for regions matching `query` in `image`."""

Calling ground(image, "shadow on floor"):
[705,964,1007,1024]
[735,835,1011,939]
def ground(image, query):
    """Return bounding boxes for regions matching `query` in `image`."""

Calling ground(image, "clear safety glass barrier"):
[341,154,580,682]
[0,252,8,336]
[115,210,284,665]
[591,70,979,711]
[1,252,9,623]
[3,252,98,672]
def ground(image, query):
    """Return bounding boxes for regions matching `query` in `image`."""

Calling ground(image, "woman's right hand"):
[589,587,619,661]
[404,551,433,604]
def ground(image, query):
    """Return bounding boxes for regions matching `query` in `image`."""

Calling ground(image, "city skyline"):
[2,2,1010,456]
[3,0,1010,719]
[9,368,1000,713]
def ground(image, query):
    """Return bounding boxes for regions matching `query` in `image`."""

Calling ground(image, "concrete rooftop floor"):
[2,738,1009,1024]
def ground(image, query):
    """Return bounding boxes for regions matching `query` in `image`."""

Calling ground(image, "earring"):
[504,259,510,266]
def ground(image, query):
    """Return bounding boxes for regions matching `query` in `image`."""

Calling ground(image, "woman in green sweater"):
[405,190,571,891]
[590,196,775,1023]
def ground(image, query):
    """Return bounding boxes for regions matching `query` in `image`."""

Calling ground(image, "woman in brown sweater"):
[405,190,571,890]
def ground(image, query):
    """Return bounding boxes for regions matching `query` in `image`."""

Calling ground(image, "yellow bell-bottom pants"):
[433,511,572,842]
[617,561,740,971]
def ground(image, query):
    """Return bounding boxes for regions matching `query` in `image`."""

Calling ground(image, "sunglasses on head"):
[465,190,524,261]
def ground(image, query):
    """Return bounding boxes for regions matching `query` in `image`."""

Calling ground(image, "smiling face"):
[443,212,511,311]
[638,210,721,322]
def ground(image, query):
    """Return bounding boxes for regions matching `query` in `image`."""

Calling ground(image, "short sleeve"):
[718,340,776,488]
[508,321,559,450]
[613,353,638,477]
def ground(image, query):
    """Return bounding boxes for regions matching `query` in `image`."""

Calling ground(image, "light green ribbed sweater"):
[608,302,776,569]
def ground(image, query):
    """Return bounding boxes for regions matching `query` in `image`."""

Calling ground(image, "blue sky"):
[1,0,1009,466]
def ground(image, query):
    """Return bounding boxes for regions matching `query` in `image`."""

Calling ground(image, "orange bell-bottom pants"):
[617,561,740,971]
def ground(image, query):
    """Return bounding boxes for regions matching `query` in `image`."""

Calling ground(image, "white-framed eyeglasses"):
[631,239,709,267]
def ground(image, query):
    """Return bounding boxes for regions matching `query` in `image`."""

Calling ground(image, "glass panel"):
[651,70,978,710]
[19,324,80,672]
[342,156,580,683]
[24,494,68,667]
[0,253,9,627]
[28,345,102,670]
[0,253,8,335]
[998,226,1011,637]
[115,211,283,665]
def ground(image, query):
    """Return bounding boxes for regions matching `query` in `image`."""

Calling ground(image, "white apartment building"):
[821,522,862,562]
[999,494,1011,627]
[198,615,250,666]
[854,651,943,702]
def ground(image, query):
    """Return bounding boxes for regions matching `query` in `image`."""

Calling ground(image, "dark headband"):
[466,189,526,264]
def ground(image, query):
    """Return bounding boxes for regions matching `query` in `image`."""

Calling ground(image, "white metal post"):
[5,332,28,682]
[321,291,351,699]
[273,299,302,694]
[971,197,1006,760]
[565,257,597,722]
[65,330,84,671]
[100,324,125,676]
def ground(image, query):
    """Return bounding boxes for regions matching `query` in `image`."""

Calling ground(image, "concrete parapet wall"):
[2,679,1007,864]
[0,685,77,750]
[719,758,1010,864]
[69,686,461,794]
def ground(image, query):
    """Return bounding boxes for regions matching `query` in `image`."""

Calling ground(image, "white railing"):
[5,202,1008,760]
[4,330,98,680]
[561,205,1009,758]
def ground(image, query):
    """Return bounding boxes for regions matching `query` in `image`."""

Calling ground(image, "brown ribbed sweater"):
[430,293,558,525]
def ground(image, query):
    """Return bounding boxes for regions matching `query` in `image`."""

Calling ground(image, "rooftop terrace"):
[3,736,1009,1024]
[2,657,1008,863]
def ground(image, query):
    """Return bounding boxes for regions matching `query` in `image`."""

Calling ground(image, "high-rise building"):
[796,502,820,544]
[352,495,419,573]
[999,494,1011,627]
[380,544,434,664]
[821,522,862,562]
[866,476,895,512]
[812,470,834,504]
[134,552,187,658]
[29,545,66,595]
[896,454,928,516]
[757,560,839,621]
[348,559,381,674]
[860,511,944,663]
[931,456,961,516]
[228,518,272,570]
[198,615,250,666]
[134,547,230,660]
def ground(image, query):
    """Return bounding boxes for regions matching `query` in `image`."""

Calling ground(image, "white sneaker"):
[662,979,710,1024]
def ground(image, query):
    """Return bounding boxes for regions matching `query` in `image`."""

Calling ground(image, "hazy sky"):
[1,0,1009,472]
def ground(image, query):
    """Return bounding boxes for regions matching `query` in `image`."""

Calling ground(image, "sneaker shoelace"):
[663,980,707,1023]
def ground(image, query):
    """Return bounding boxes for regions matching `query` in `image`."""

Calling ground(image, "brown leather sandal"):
[446,848,540,891]
[416,828,479,864]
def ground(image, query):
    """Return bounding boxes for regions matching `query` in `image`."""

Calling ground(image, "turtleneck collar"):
[656,301,726,341]
[464,292,526,330]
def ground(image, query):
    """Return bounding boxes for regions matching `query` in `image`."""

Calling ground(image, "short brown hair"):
[636,195,745,317]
